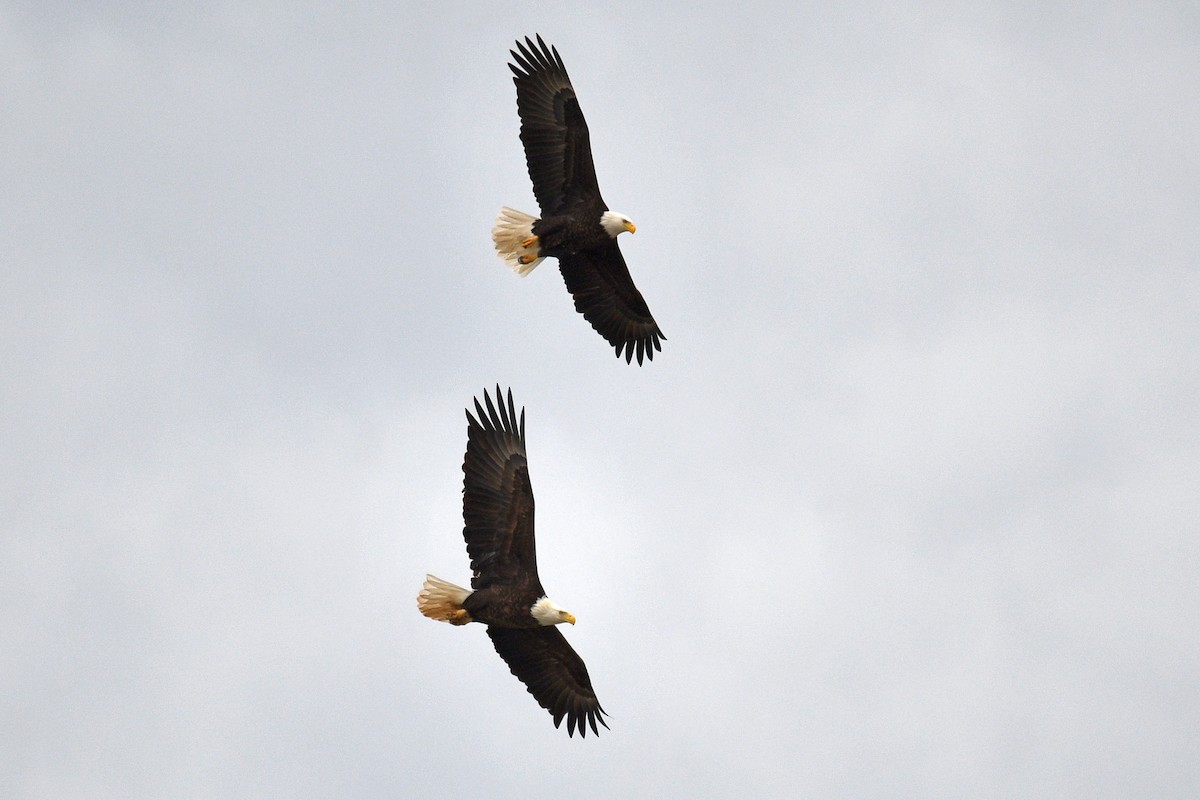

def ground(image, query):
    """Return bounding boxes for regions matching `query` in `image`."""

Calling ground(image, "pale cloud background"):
[3,2,1198,797]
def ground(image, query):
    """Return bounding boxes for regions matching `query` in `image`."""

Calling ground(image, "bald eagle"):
[417,387,608,737]
[492,35,665,366]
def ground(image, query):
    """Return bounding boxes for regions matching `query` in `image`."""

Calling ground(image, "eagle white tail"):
[417,574,474,625]
[492,206,545,275]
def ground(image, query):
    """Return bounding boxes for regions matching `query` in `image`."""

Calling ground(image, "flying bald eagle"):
[417,387,608,737]
[492,35,665,365]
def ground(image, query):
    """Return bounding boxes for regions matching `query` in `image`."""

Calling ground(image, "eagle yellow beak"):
[624,221,637,234]
[563,613,577,625]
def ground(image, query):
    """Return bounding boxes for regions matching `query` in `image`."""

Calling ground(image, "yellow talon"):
[521,235,539,248]
[518,255,535,265]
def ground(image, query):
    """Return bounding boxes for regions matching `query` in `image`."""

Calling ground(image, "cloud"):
[3,3,1198,797]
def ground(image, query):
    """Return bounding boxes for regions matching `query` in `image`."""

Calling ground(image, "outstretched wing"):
[462,386,540,591]
[558,241,666,365]
[487,626,609,738]
[509,35,603,216]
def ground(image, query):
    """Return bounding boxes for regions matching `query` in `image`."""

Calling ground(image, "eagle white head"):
[600,210,637,238]
[531,596,577,626]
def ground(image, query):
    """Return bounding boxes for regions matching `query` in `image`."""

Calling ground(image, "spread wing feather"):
[558,242,666,365]
[462,386,540,591]
[487,626,609,738]
[510,35,603,215]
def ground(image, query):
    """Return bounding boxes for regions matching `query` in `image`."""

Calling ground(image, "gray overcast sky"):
[3,1,1199,797]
